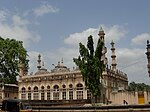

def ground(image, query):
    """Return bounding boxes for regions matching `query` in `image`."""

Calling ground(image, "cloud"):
[0,10,8,22]
[45,47,78,68]
[33,4,59,17]
[12,15,29,26]
[0,11,40,47]
[61,26,149,84]
[38,25,128,71]
[131,33,150,46]
[64,25,127,47]
[28,47,78,74]
[115,48,148,83]
[116,48,145,68]
[26,24,149,84]
[28,51,41,73]
[41,25,128,68]
[64,28,98,47]
[104,25,127,43]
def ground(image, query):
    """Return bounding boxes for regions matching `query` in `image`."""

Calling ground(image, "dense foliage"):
[73,35,105,97]
[0,37,28,84]
[128,81,150,91]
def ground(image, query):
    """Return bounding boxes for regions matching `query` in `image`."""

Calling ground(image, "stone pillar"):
[45,91,47,100]
[39,92,41,100]
[59,91,62,100]
[31,92,33,100]
[84,88,87,99]
[51,91,53,100]
[66,89,69,100]
[74,89,76,99]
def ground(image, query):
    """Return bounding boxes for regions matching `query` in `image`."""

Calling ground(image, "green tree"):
[73,35,105,102]
[128,81,150,91]
[0,37,28,84]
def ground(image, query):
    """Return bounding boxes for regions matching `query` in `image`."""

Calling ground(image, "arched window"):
[62,84,66,100]
[47,86,50,100]
[69,84,73,100]
[53,85,59,100]
[28,87,31,100]
[41,86,45,100]
[76,83,83,99]
[87,89,91,99]
[33,86,39,100]
[21,87,26,100]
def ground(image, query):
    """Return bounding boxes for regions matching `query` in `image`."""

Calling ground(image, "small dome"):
[35,68,50,75]
[51,61,70,73]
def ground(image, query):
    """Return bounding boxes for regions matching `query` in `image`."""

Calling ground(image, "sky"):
[0,0,150,84]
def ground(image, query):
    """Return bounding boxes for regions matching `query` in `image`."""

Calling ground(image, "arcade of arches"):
[20,83,90,100]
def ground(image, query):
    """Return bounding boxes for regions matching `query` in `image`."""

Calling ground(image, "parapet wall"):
[110,91,150,105]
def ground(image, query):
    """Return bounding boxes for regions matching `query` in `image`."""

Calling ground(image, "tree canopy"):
[0,37,28,84]
[73,35,105,97]
[128,81,150,91]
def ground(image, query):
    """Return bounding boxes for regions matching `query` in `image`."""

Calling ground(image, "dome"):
[35,68,50,75]
[35,62,50,75]
[51,61,70,73]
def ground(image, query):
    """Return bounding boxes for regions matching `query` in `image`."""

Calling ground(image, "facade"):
[0,84,18,102]
[146,40,150,77]
[18,28,128,104]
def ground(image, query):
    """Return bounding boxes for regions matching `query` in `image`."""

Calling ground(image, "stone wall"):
[110,91,150,105]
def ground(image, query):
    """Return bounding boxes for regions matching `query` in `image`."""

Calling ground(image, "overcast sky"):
[0,0,150,84]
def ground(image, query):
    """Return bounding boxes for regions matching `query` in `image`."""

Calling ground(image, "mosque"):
[18,28,128,105]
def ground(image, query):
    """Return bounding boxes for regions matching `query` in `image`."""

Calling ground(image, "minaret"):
[61,58,63,64]
[37,54,41,70]
[98,27,107,102]
[110,40,117,71]
[98,27,107,65]
[146,40,150,77]
[18,63,25,78]
[98,26,105,43]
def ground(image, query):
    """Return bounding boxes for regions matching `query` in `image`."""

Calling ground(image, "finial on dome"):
[110,40,115,47]
[98,26,105,37]
[37,54,41,70]
[58,61,60,66]
[38,54,41,58]
[99,26,104,32]
[147,40,149,45]
[61,58,63,64]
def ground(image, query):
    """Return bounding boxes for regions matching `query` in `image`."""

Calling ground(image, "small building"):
[0,84,18,102]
